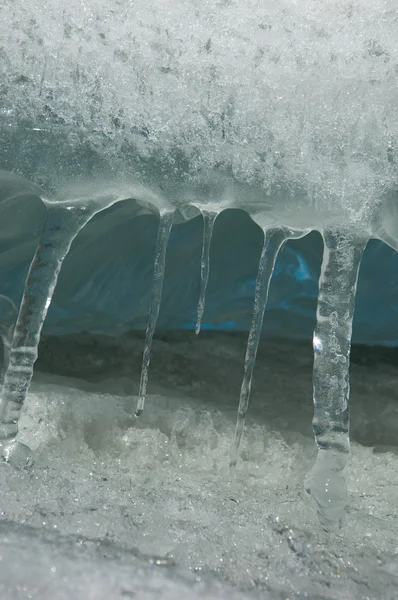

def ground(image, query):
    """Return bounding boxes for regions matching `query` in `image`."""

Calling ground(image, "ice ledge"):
[2,169,396,243]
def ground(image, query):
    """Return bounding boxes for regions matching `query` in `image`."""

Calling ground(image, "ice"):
[305,229,368,529]
[0,0,398,582]
[195,211,218,335]
[0,181,135,466]
[0,294,18,383]
[136,211,174,417]
[230,228,286,469]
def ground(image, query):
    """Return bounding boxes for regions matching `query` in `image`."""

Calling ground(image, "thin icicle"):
[196,210,217,335]
[305,228,367,530]
[0,203,100,467]
[135,211,174,417]
[230,228,286,470]
[0,295,18,382]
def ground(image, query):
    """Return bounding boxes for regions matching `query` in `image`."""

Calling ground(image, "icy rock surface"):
[1,333,398,599]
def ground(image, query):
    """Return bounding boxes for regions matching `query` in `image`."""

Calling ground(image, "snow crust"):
[1,1,398,231]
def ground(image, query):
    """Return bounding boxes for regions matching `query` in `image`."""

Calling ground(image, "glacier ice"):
[0,0,398,533]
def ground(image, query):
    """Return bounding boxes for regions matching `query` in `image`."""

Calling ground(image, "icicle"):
[196,210,217,335]
[0,203,100,467]
[0,295,18,384]
[305,228,367,530]
[135,211,174,417]
[230,228,287,469]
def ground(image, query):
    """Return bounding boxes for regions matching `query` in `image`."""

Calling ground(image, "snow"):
[1,331,398,599]
[1,0,398,233]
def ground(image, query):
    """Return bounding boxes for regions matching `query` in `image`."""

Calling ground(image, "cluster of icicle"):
[0,172,374,531]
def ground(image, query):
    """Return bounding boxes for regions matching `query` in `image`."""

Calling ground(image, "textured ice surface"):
[0,522,256,600]
[1,0,398,546]
[1,333,398,599]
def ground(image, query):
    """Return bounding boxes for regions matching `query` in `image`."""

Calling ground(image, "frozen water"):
[0,184,132,466]
[0,294,18,383]
[136,211,174,417]
[230,228,286,469]
[0,0,398,586]
[305,229,367,529]
[196,211,218,335]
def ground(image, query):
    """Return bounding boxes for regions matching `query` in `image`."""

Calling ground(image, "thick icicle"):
[230,228,286,469]
[0,204,98,467]
[135,211,174,417]
[305,228,367,530]
[196,210,217,335]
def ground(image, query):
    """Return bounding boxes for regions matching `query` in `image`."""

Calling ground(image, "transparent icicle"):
[0,204,97,467]
[230,228,286,469]
[135,211,174,417]
[0,295,18,385]
[196,210,217,335]
[305,228,367,530]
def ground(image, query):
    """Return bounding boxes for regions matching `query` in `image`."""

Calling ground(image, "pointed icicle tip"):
[136,210,174,417]
[230,228,286,470]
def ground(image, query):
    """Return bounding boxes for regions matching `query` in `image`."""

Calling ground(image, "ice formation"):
[230,227,287,470]
[0,0,398,530]
[136,210,174,416]
[196,210,218,335]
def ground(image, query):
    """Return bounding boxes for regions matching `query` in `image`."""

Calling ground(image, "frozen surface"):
[1,332,398,599]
